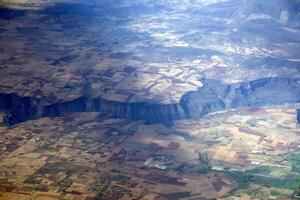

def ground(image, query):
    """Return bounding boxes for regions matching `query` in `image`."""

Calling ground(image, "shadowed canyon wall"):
[0,77,299,125]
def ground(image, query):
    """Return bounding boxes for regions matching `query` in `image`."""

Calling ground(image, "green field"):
[227,156,300,195]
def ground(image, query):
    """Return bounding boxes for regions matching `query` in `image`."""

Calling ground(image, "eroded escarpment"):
[0,93,39,125]
[42,97,186,124]
[180,77,300,118]
[0,77,299,125]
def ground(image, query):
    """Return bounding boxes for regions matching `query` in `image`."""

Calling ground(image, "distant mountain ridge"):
[1,0,300,26]
[232,0,300,26]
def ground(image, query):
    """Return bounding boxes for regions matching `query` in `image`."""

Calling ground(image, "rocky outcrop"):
[43,97,186,124]
[179,79,230,118]
[0,77,299,125]
[0,93,38,125]
[232,78,300,107]
[93,98,186,124]
[297,109,300,124]
[181,78,300,119]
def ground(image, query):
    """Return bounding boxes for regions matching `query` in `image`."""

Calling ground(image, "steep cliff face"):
[179,80,229,118]
[42,96,90,118]
[297,109,300,124]
[180,77,300,119]
[231,78,300,107]
[0,93,38,125]
[95,98,186,124]
[43,97,186,124]
[0,77,299,125]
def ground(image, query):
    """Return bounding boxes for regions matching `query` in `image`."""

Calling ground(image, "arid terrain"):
[0,0,300,199]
